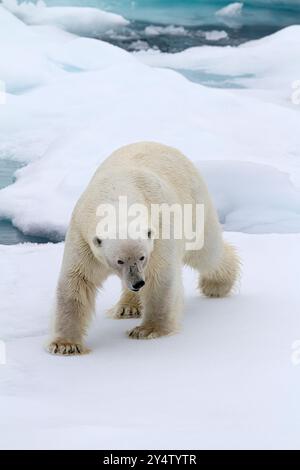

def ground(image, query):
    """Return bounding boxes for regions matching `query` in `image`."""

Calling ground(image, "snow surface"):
[2,0,128,36]
[0,4,300,450]
[136,25,300,106]
[0,233,299,449]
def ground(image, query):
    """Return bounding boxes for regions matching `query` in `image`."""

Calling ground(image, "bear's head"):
[92,229,154,292]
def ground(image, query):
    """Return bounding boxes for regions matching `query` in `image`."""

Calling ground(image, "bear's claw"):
[127,325,171,339]
[47,340,90,356]
[108,304,142,319]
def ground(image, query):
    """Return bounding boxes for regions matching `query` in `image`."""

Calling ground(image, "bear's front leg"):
[47,273,97,356]
[47,225,109,356]
[127,242,183,340]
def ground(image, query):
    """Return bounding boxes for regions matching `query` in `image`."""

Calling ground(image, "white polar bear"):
[48,142,240,355]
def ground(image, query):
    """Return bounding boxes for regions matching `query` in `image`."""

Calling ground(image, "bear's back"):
[98,141,206,202]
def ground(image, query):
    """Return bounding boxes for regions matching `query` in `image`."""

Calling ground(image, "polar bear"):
[48,142,240,355]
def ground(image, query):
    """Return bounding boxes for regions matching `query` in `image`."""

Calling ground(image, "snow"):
[204,30,228,41]
[0,4,300,449]
[144,25,189,37]
[136,25,300,106]
[128,40,151,52]
[0,232,299,449]
[0,80,6,105]
[0,242,62,340]
[200,161,300,233]
[216,2,244,18]
[0,5,66,93]
[143,25,228,41]
[2,0,128,36]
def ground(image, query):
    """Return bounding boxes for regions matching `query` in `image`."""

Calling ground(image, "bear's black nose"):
[132,280,145,291]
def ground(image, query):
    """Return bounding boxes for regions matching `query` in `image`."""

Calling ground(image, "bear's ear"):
[93,236,102,247]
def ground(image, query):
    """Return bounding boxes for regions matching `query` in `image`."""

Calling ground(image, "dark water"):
[100,21,283,53]
[0,160,54,245]
[45,0,300,52]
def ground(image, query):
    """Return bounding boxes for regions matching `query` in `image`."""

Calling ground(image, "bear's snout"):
[132,280,145,291]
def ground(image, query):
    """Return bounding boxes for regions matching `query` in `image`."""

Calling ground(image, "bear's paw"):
[47,340,90,356]
[108,304,142,319]
[127,325,173,340]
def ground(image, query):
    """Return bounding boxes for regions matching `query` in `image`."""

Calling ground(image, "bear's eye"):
[93,237,102,247]
[139,256,145,261]
[117,260,124,265]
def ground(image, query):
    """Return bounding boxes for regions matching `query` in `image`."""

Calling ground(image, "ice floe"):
[2,0,129,36]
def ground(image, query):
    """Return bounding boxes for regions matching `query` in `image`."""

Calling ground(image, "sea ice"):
[0,7,299,238]
[0,233,299,449]
[2,0,129,36]
[216,2,244,18]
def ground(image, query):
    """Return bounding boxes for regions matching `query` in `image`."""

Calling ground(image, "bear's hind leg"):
[107,290,142,319]
[185,240,240,298]
[200,242,240,297]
